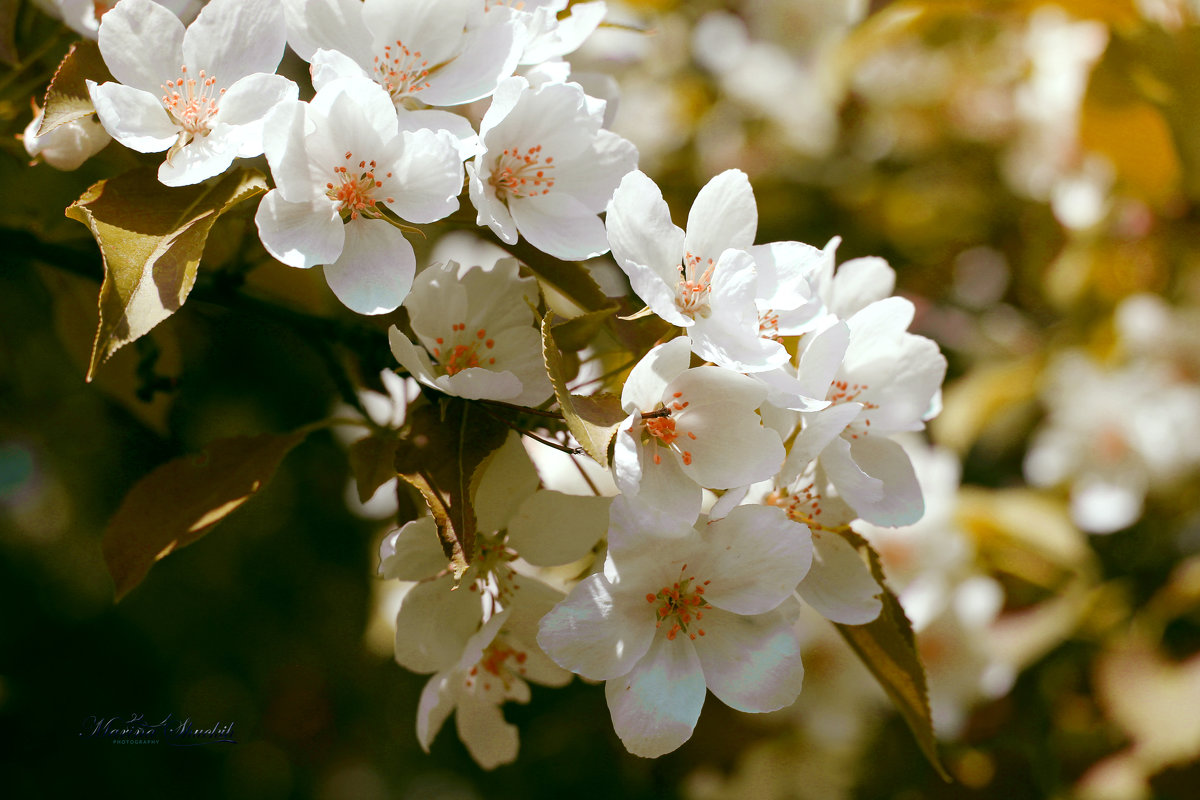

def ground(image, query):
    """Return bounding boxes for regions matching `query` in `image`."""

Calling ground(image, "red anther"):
[687,431,697,440]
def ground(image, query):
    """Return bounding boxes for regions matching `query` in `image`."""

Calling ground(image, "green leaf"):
[65,166,268,381]
[500,237,615,314]
[103,430,309,601]
[38,39,113,136]
[348,433,400,504]
[834,530,951,782]
[551,306,617,352]
[541,312,626,468]
[393,398,509,579]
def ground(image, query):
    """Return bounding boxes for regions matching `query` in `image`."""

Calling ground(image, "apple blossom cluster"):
[35,0,949,769]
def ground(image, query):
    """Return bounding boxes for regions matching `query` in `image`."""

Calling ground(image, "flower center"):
[676,251,715,318]
[373,40,432,102]
[326,151,395,221]
[767,482,824,525]
[827,379,880,438]
[645,564,711,641]
[465,639,529,693]
[160,65,225,137]
[490,145,556,200]
[641,392,697,466]
[759,309,781,339]
[431,323,497,376]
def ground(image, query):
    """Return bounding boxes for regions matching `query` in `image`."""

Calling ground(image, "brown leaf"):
[65,166,268,380]
[103,430,309,601]
[348,433,400,504]
[393,399,509,578]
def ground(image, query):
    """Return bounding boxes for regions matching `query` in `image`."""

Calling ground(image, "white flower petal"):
[507,491,611,567]
[183,0,286,85]
[456,694,521,769]
[621,337,691,414]
[469,161,519,245]
[215,72,299,157]
[97,0,186,94]
[282,0,373,64]
[156,128,241,186]
[844,436,925,527]
[474,432,541,535]
[692,606,805,712]
[668,367,783,489]
[422,21,522,106]
[695,504,812,615]
[415,670,457,752]
[797,532,883,624]
[829,256,895,319]
[385,129,463,224]
[439,367,525,401]
[684,169,757,263]
[308,45,370,92]
[551,128,638,210]
[537,573,655,681]
[254,191,344,269]
[604,634,706,758]
[509,192,611,260]
[379,517,447,581]
[606,170,686,313]
[394,574,484,673]
[87,80,177,153]
[323,218,415,315]
[396,108,479,160]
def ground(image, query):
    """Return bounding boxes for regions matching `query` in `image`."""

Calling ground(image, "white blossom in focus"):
[606,169,790,372]
[468,76,638,260]
[282,0,522,154]
[388,258,553,407]
[538,503,812,757]
[255,76,463,315]
[87,0,297,186]
[613,337,786,531]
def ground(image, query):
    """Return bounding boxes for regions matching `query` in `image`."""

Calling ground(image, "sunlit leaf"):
[103,429,309,601]
[835,530,950,782]
[38,40,112,136]
[65,166,268,380]
[502,237,615,314]
[393,399,509,579]
[348,433,400,504]
[542,312,626,468]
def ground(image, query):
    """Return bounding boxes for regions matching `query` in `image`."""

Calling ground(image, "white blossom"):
[468,76,637,260]
[87,0,297,186]
[538,503,812,757]
[255,76,463,315]
[388,258,553,407]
